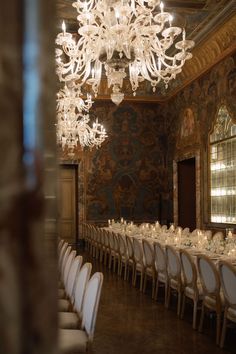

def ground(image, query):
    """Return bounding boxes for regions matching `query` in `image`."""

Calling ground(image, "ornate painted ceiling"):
[56,0,236,102]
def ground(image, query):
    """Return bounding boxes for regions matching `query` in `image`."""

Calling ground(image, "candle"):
[62,21,66,34]
[160,2,164,13]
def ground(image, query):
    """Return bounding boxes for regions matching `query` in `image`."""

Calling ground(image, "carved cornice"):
[169,14,236,99]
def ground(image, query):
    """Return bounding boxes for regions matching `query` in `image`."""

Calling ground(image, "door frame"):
[173,150,201,229]
[58,161,79,246]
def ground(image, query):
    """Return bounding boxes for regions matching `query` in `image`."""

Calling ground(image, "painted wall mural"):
[85,103,168,223]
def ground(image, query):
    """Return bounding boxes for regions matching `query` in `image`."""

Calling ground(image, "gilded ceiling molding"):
[170,15,236,97]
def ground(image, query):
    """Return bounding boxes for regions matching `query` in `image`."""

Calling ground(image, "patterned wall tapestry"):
[85,102,168,223]
[59,52,236,228]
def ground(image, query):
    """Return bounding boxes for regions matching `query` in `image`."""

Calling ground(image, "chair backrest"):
[81,272,104,341]
[104,230,110,247]
[133,237,143,264]
[63,249,76,286]
[61,245,71,274]
[112,232,119,252]
[204,230,212,241]
[108,232,115,250]
[73,262,92,316]
[58,242,68,272]
[154,242,166,273]
[100,229,105,245]
[180,249,197,288]
[58,239,65,253]
[219,260,236,308]
[212,231,224,241]
[161,225,167,232]
[166,245,181,279]
[126,235,134,259]
[65,255,83,299]
[197,254,220,295]
[142,239,154,268]
[182,227,190,236]
[118,233,127,257]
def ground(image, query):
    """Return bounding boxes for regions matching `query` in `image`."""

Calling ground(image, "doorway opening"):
[177,157,196,231]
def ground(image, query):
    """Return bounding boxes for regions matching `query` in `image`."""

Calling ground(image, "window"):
[210,105,236,224]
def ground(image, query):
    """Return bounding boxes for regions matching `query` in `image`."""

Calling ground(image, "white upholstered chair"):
[179,249,203,329]
[59,262,92,329]
[59,249,76,299]
[58,255,83,312]
[117,233,129,280]
[142,239,156,298]
[133,237,145,291]
[197,254,223,345]
[108,232,119,273]
[166,245,182,316]
[58,242,69,276]
[59,272,103,353]
[125,235,135,282]
[153,242,168,304]
[218,260,236,348]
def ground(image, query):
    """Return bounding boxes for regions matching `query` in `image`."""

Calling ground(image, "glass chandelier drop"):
[55,0,194,105]
[56,84,107,154]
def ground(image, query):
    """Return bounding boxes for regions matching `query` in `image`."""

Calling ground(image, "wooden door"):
[58,165,78,245]
[178,158,196,231]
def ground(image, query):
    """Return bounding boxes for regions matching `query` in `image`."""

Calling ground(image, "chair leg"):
[177,291,182,317]
[166,285,171,309]
[164,282,168,307]
[216,313,221,346]
[124,263,127,281]
[143,274,147,293]
[154,279,159,301]
[181,294,186,319]
[113,257,116,273]
[133,269,137,287]
[198,302,205,333]
[126,265,130,281]
[99,249,103,263]
[140,272,143,292]
[108,254,112,269]
[220,311,228,348]
[151,275,155,299]
[193,300,198,330]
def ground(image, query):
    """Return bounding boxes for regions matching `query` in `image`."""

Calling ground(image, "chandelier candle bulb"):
[160,2,164,13]
[62,21,66,34]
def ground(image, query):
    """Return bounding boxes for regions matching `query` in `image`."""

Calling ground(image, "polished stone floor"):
[80,249,235,354]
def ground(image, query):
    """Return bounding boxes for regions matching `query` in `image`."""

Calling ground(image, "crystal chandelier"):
[56,0,194,105]
[56,84,107,154]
